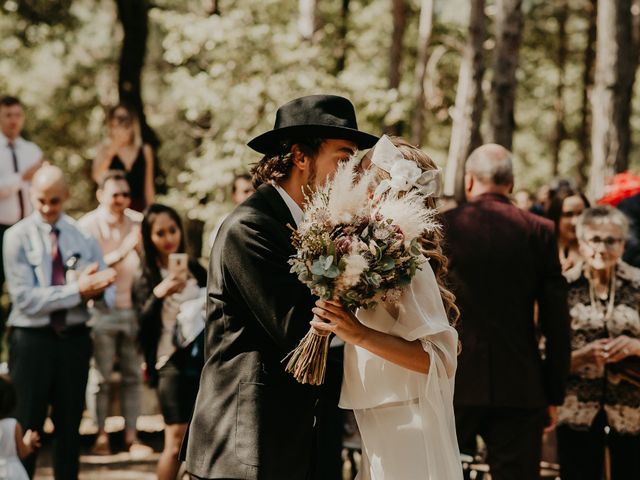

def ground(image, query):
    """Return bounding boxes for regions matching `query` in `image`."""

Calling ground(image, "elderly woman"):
[557,205,640,480]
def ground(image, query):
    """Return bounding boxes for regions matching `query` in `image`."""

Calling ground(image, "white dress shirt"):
[273,184,304,226]
[0,132,42,225]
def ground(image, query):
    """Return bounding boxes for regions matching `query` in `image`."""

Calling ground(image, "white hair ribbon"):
[370,135,443,198]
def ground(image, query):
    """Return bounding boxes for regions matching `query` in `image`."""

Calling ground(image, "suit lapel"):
[256,183,298,230]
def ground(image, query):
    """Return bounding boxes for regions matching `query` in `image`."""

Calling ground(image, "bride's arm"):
[311,299,430,374]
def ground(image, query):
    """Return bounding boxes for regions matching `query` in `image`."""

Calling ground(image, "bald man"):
[3,164,116,479]
[442,145,570,480]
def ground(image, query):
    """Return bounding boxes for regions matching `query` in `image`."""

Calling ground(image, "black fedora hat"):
[248,94,379,154]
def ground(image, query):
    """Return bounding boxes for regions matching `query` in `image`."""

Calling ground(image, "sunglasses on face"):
[583,236,624,249]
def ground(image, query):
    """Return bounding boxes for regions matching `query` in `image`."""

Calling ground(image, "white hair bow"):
[370,135,443,199]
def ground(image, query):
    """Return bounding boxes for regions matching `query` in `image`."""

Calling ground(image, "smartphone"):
[168,253,188,282]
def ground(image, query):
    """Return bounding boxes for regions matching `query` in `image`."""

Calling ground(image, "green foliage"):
[2,0,640,246]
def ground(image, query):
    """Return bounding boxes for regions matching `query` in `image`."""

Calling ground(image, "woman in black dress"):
[93,104,155,211]
[133,204,206,480]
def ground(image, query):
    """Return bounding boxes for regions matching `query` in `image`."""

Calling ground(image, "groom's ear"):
[291,144,311,172]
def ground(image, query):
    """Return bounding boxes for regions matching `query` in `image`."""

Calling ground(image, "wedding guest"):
[556,205,640,480]
[442,144,571,480]
[78,170,148,455]
[0,375,42,480]
[546,188,590,273]
[618,192,640,268]
[0,95,43,356]
[207,173,255,250]
[513,189,534,211]
[4,164,116,479]
[92,104,155,212]
[133,204,206,480]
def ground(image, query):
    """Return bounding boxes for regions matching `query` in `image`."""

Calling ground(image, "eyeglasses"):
[583,236,624,249]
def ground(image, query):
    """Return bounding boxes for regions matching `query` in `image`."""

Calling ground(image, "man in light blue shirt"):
[3,164,116,479]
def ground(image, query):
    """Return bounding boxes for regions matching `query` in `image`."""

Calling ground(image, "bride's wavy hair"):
[250,137,325,188]
[371,137,460,327]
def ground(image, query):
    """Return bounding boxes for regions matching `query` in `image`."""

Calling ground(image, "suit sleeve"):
[221,219,316,353]
[536,222,571,405]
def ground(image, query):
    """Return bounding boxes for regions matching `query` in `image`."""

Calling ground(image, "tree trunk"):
[551,0,568,176]
[576,0,597,189]
[115,0,158,149]
[387,0,407,135]
[299,0,317,40]
[208,0,220,15]
[410,0,435,145]
[444,0,486,202]
[589,0,634,200]
[488,0,524,150]
[334,0,350,73]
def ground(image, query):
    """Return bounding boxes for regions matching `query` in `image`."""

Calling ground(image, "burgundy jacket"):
[442,193,570,408]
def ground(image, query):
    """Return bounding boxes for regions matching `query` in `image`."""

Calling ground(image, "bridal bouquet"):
[284,143,440,385]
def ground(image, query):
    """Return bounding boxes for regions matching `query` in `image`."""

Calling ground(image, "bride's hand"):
[310,299,369,345]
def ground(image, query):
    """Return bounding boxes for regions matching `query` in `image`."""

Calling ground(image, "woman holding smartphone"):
[134,203,206,480]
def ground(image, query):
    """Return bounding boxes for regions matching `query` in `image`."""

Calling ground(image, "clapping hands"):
[77,263,117,301]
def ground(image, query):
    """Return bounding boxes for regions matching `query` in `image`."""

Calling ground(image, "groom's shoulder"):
[219,185,284,239]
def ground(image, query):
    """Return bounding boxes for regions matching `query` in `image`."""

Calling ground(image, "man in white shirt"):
[0,95,43,354]
[78,171,148,455]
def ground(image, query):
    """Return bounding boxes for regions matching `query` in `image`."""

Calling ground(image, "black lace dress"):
[557,260,640,434]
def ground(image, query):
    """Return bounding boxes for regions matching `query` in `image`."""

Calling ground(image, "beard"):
[304,156,318,194]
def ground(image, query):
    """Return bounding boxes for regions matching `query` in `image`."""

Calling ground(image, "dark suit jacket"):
[618,193,640,268]
[442,193,570,408]
[184,184,319,480]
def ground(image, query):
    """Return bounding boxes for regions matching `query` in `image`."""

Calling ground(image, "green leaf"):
[380,256,395,271]
[324,255,334,270]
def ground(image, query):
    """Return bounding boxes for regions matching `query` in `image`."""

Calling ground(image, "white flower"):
[388,159,422,191]
[342,253,369,287]
[375,190,439,244]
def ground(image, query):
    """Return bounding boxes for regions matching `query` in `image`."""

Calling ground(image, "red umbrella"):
[597,171,640,206]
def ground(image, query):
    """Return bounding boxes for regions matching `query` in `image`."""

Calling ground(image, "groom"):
[184,95,377,479]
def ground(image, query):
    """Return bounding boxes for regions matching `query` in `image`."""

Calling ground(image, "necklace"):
[587,265,616,327]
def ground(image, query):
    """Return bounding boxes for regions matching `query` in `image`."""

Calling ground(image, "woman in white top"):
[312,137,463,479]
[0,375,40,480]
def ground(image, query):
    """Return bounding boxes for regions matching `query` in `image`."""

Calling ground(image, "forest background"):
[0,0,636,253]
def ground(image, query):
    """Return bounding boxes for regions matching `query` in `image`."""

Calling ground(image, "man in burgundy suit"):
[442,144,570,480]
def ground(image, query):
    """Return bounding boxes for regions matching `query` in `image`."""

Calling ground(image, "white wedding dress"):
[339,260,463,479]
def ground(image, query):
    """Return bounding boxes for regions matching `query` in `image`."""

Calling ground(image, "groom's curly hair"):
[373,137,460,328]
[250,136,325,188]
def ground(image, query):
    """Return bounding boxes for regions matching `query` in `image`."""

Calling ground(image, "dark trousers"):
[0,224,11,357]
[455,405,547,480]
[9,326,92,480]
[557,409,640,480]
[314,345,344,480]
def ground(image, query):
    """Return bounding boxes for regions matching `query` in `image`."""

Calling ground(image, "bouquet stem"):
[283,322,331,385]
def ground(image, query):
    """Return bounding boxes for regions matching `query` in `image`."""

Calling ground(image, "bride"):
[311,136,463,479]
